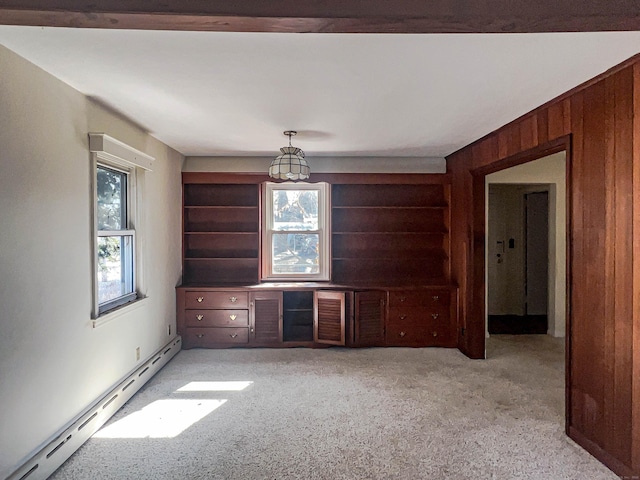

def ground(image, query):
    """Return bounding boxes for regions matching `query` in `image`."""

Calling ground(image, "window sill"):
[92,296,148,328]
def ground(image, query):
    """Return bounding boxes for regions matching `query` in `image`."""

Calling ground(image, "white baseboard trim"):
[7,336,182,480]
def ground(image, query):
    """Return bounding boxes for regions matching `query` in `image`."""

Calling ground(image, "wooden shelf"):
[331,230,447,235]
[332,208,446,233]
[184,184,258,207]
[330,182,450,285]
[333,254,447,261]
[182,183,260,285]
[185,231,258,235]
[185,257,257,261]
[332,183,446,207]
[184,232,258,259]
[184,205,258,210]
[180,177,451,286]
[283,291,314,342]
[332,206,447,210]
[332,257,446,284]
[184,258,259,284]
[184,207,258,233]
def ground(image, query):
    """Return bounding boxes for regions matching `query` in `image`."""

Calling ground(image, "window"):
[89,133,154,319]
[96,165,136,313]
[262,182,330,281]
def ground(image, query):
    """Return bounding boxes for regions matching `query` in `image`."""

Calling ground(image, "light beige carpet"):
[51,335,617,480]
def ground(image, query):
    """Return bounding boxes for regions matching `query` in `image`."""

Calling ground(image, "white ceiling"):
[1,26,640,158]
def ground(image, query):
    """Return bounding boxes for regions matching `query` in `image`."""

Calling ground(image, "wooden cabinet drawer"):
[386,324,455,347]
[424,325,455,347]
[387,307,450,326]
[184,327,249,347]
[185,309,248,327]
[385,325,426,347]
[185,291,248,309]
[388,289,451,308]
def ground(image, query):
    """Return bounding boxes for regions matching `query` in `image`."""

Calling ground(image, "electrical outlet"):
[135,347,141,361]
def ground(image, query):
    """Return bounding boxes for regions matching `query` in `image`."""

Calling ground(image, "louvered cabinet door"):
[314,291,346,346]
[250,291,283,345]
[354,290,385,347]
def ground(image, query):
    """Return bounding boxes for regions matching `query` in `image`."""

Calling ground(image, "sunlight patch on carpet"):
[177,381,253,392]
[93,399,226,438]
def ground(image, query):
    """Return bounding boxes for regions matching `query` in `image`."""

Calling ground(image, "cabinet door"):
[314,291,345,345]
[250,291,282,344]
[354,291,385,347]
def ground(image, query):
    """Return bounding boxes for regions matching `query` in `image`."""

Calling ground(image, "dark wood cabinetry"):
[183,183,259,284]
[177,289,251,348]
[351,290,385,347]
[331,183,450,285]
[386,287,457,347]
[178,173,457,350]
[314,291,346,345]
[283,291,314,342]
[250,291,282,345]
[177,285,457,349]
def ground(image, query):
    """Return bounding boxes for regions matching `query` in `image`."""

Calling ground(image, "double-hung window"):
[90,133,154,319]
[96,164,136,313]
[262,182,330,281]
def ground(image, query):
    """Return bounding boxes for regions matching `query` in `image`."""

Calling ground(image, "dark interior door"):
[525,191,549,317]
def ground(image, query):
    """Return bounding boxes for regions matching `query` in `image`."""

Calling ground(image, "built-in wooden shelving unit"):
[182,183,259,284]
[331,183,450,285]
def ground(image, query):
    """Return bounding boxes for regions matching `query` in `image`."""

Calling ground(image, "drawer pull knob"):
[399,296,406,302]
[196,314,204,321]
[432,295,439,301]
[250,327,254,333]
[399,314,407,320]
[399,331,406,337]
[433,331,438,337]
[431,313,439,319]
[197,296,204,303]
[229,333,238,338]
[229,314,237,321]
[230,296,238,303]
[196,333,205,338]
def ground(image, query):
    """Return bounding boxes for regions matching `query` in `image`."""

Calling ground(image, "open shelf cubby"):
[283,291,314,342]
[182,183,259,285]
[331,183,450,285]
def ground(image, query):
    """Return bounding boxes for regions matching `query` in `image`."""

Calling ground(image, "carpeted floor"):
[51,336,617,480]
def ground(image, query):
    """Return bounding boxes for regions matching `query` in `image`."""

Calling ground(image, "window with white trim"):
[90,133,153,318]
[96,164,136,313]
[262,182,330,281]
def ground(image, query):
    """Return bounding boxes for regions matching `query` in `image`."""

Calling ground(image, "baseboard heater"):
[7,336,182,480]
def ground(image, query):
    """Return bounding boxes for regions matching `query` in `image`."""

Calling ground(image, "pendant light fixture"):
[268,130,310,181]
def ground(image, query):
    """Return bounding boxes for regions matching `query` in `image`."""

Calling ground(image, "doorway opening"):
[487,186,550,334]
[484,151,567,340]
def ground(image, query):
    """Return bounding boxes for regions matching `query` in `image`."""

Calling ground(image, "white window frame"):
[89,133,154,323]
[262,182,331,281]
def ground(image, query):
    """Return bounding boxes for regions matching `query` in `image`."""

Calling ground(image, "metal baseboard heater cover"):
[8,336,182,480]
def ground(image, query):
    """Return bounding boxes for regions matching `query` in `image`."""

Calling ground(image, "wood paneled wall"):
[447,59,640,476]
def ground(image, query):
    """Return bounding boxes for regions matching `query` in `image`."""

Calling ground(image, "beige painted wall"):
[0,45,183,477]
[485,151,566,337]
[183,155,446,173]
